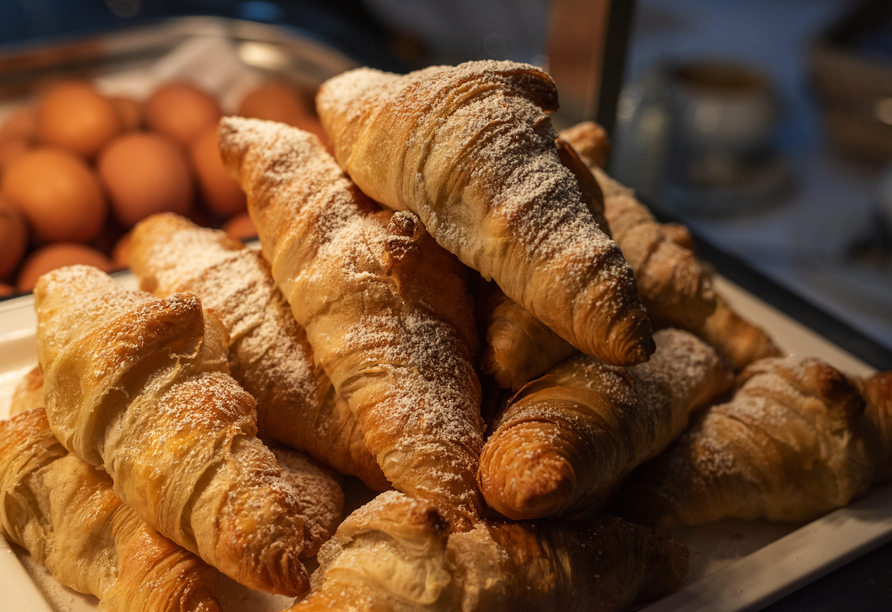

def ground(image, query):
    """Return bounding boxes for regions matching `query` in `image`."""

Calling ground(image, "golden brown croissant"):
[34,265,309,596]
[558,123,782,368]
[12,365,342,564]
[128,212,388,491]
[12,353,342,561]
[618,356,878,531]
[556,120,611,169]
[0,408,220,612]
[695,294,784,370]
[590,167,717,331]
[857,371,892,482]
[474,277,579,392]
[218,117,486,531]
[268,441,344,558]
[478,329,734,520]
[473,137,613,392]
[316,61,654,367]
[290,490,688,612]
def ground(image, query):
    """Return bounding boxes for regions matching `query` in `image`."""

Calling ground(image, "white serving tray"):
[0,272,885,611]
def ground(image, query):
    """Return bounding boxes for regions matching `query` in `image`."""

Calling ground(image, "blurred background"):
[0,0,890,356]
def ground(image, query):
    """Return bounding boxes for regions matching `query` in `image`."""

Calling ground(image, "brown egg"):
[190,125,246,216]
[2,147,107,243]
[145,82,221,147]
[98,132,194,227]
[238,82,313,126]
[110,96,143,131]
[0,107,37,142]
[0,196,28,280]
[36,81,122,158]
[16,242,115,291]
[223,211,257,240]
[0,136,30,176]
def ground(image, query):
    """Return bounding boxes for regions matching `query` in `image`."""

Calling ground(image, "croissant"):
[590,167,717,331]
[0,408,220,611]
[128,212,388,491]
[695,294,784,370]
[558,123,782,368]
[218,117,486,531]
[316,60,654,367]
[34,265,309,596]
[473,136,615,392]
[12,360,342,560]
[268,442,344,557]
[556,120,611,169]
[478,328,734,520]
[474,277,578,392]
[290,490,688,612]
[857,371,892,482]
[618,356,878,531]
[9,365,43,416]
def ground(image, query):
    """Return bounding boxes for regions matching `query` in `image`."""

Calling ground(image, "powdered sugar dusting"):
[272,445,344,554]
[34,265,309,592]
[130,217,327,435]
[632,329,731,422]
[35,265,153,361]
[624,356,871,527]
[219,116,485,524]
[316,61,651,364]
[340,312,481,444]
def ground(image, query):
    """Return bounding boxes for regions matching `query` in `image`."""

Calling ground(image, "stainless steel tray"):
[0,15,356,104]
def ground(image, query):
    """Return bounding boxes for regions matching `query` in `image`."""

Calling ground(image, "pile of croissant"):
[3,60,891,612]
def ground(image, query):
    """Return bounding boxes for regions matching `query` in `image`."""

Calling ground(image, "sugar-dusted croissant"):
[34,265,309,596]
[0,409,220,612]
[618,356,878,531]
[218,117,486,531]
[10,359,344,558]
[129,212,388,491]
[474,137,612,392]
[559,123,782,368]
[268,442,344,557]
[478,329,734,520]
[316,61,654,368]
[290,490,688,612]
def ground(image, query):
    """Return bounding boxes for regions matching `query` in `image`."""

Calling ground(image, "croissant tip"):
[613,332,656,367]
[494,460,576,520]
